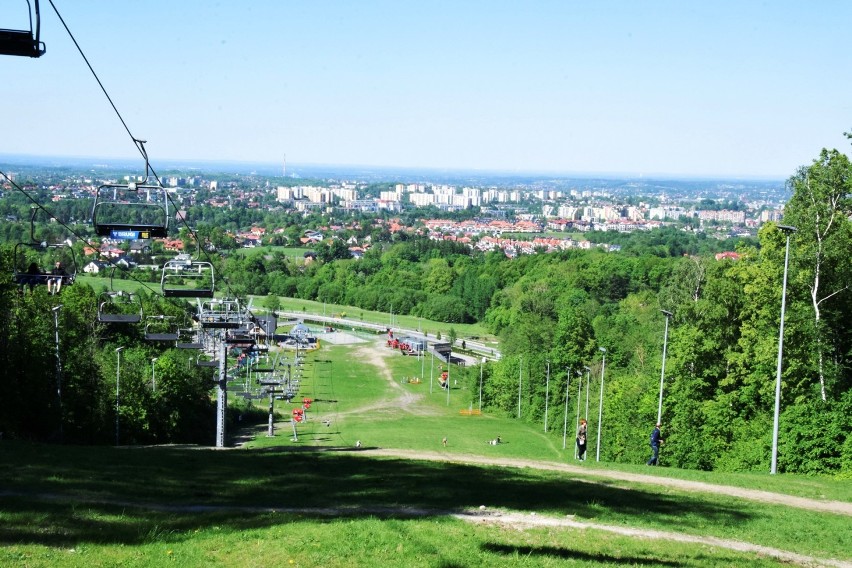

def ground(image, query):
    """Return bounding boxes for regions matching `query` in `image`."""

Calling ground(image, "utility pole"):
[544,361,550,432]
[52,305,63,442]
[517,356,523,418]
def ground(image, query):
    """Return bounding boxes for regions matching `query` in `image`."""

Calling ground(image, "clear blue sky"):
[2,1,851,178]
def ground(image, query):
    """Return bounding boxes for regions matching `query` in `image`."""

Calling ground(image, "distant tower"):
[283,154,287,178]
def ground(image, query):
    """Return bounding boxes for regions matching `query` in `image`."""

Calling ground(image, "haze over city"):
[2,1,851,179]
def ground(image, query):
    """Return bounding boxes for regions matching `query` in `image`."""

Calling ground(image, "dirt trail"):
[7,489,847,567]
[458,509,851,568]
[359,447,852,517]
[338,340,437,418]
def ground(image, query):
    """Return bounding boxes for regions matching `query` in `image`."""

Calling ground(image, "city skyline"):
[2,1,851,179]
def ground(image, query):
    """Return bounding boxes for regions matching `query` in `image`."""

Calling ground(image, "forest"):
[1,144,850,476]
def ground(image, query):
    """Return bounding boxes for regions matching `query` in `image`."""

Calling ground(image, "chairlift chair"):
[12,210,78,292]
[144,315,179,342]
[196,298,245,329]
[91,181,169,238]
[176,327,204,349]
[196,355,219,368]
[161,256,215,298]
[97,290,142,324]
[0,0,46,57]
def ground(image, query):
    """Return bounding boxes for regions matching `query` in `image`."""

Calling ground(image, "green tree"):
[783,148,852,401]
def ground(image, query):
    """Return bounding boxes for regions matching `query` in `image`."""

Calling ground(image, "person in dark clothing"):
[47,261,66,294]
[576,418,588,460]
[647,423,664,465]
[23,262,42,291]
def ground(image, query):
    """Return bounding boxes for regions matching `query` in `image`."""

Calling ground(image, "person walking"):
[576,418,588,461]
[647,423,664,465]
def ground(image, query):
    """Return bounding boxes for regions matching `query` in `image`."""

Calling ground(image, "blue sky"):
[2,1,851,178]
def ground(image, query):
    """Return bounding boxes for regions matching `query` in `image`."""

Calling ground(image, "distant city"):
[1,154,787,254]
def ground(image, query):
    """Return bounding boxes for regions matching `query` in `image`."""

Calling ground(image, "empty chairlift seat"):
[161,255,215,298]
[97,291,142,324]
[0,0,46,57]
[91,182,169,238]
[144,315,180,342]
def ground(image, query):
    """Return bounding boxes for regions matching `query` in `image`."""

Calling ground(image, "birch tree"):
[783,148,852,401]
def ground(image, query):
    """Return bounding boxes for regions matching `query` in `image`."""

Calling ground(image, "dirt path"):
[359,448,852,517]
[7,489,848,567]
[458,509,851,568]
[338,340,437,418]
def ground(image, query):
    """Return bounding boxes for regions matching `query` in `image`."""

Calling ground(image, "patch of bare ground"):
[358,448,852,517]
[457,509,851,568]
[6,488,847,567]
[342,338,437,417]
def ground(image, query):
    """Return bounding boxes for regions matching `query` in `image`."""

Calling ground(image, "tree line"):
[1,142,850,475]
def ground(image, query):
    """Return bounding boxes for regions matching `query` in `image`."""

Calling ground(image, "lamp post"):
[430,350,434,394]
[446,348,451,406]
[596,347,606,462]
[562,369,571,450]
[657,310,673,425]
[771,224,797,475]
[52,305,63,442]
[574,369,582,458]
[517,355,523,419]
[544,361,550,432]
[583,366,591,421]
[115,347,124,446]
[478,356,486,412]
[151,357,158,392]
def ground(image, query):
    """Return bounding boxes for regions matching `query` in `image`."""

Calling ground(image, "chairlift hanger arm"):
[0,0,46,58]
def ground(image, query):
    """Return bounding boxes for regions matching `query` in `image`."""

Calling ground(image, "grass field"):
[2,336,850,567]
[254,297,496,344]
[73,275,495,344]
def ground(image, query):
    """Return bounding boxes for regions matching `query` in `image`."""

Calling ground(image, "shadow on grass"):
[482,543,685,566]
[0,441,753,547]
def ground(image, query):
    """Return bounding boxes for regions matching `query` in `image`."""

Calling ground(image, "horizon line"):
[0,152,788,182]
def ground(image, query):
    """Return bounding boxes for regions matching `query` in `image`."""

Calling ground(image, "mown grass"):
[1,441,849,566]
[259,296,496,343]
[74,273,497,343]
[230,245,314,257]
[249,343,852,503]
[0,502,793,567]
[3,337,850,567]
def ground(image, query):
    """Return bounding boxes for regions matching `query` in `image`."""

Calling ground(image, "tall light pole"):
[544,361,551,432]
[517,356,523,419]
[446,349,451,406]
[562,369,571,449]
[574,369,582,458]
[115,347,124,446]
[657,310,673,425]
[584,365,591,421]
[151,357,158,392]
[771,225,797,475]
[52,305,63,442]
[430,350,434,394]
[478,356,486,412]
[596,347,606,462]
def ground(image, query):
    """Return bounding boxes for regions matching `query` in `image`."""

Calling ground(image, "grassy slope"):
[2,339,850,567]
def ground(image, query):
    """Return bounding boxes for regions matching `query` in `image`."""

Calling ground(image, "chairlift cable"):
[46,0,146,168]
[14,3,244,312]
[1,167,161,297]
[46,1,239,301]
